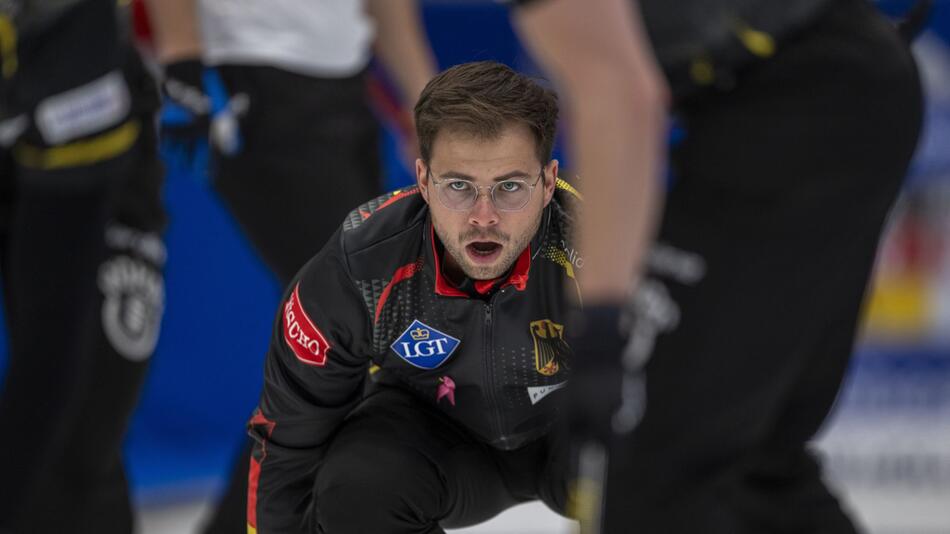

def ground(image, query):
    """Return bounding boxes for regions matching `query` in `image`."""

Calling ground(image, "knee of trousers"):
[313,442,448,532]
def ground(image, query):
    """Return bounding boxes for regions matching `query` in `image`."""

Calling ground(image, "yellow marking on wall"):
[863,276,930,340]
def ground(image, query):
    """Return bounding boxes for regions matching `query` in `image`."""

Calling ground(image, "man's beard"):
[434,209,543,281]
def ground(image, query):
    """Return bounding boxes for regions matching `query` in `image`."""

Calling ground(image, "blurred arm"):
[366,0,437,106]
[514,0,668,304]
[142,0,203,63]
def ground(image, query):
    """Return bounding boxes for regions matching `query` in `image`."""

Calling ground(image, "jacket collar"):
[426,217,536,298]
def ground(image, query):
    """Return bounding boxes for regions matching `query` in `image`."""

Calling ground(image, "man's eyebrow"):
[438,170,533,182]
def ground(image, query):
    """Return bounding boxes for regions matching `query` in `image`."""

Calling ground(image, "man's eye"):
[447,181,472,192]
[499,181,523,193]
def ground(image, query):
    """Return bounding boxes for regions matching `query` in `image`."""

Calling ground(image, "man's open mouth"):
[465,241,502,262]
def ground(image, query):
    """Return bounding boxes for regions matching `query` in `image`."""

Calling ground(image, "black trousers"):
[311,387,568,534]
[603,1,923,533]
[212,65,381,285]
[0,121,166,533]
[202,65,382,534]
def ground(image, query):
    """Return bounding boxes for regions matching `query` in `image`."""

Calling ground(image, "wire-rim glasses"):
[427,168,544,212]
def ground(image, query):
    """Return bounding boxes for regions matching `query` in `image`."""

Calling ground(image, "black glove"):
[565,303,657,533]
[564,305,630,445]
[159,59,244,179]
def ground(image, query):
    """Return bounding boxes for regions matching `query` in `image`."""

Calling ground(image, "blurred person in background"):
[510,0,925,533]
[250,60,579,534]
[142,0,436,531]
[0,1,166,533]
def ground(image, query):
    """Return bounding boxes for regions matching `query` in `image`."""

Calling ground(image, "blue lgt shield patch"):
[390,320,460,369]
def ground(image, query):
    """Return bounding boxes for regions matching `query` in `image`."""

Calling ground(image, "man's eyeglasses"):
[428,169,544,212]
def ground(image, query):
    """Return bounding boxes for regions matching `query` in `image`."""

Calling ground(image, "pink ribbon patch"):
[437,376,456,407]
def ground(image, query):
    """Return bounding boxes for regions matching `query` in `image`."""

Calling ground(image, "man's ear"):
[542,159,559,206]
[416,159,430,203]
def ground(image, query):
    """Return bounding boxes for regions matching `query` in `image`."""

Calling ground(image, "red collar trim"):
[500,245,531,292]
[474,278,497,295]
[430,225,531,297]
[431,225,468,297]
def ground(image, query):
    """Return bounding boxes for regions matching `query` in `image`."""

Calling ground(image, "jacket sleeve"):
[247,231,371,534]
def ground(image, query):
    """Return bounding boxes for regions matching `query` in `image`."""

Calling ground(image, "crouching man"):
[248,60,582,534]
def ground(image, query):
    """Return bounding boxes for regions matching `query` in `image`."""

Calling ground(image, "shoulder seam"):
[337,228,374,351]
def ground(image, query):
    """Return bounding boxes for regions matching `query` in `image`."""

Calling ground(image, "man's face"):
[417,123,557,280]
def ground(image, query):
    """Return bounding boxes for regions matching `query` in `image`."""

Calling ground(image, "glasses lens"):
[493,180,531,210]
[438,180,476,210]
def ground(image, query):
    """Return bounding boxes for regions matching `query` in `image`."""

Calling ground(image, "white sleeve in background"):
[198,0,375,77]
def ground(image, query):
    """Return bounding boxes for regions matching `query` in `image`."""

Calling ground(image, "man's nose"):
[468,192,499,227]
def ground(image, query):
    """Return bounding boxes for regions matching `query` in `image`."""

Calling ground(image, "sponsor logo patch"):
[36,71,131,144]
[527,382,568,405]
[390,320,460,370]
[530,319,569,376]
[98,253,164,362]
[283,284,331,367]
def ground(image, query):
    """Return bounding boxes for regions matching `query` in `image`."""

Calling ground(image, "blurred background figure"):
[0,0,166,533]
[513,0,927,533]
[140,0,436,531]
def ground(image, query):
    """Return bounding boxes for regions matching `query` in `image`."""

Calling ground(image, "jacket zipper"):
[483,297,509,447]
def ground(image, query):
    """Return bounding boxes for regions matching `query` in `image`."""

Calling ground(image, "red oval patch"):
[282,284,331,367]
